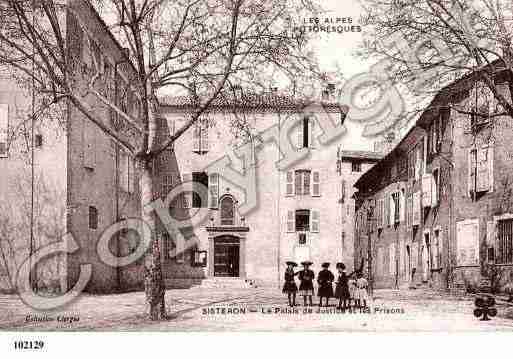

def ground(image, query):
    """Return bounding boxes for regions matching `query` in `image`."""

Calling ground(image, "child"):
[282,261,298,307]
[298,261,315,306]
[334,262,350,310]
[317,262,334,307]
[348,274,357,308]
[356,272,369,308]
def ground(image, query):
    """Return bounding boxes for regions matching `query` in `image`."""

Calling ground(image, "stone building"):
[158,92,382,288]
[1,0,181,294]
[354,61,513,293]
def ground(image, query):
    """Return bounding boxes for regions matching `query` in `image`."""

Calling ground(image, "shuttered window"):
[497,219,513,264]
[192,120,209,153]
[285,171,294,196]
[286,210,295,232]
[312,171,321,196]
[310,210,320,233]
[469,146,494,195]
[208,173,219,209]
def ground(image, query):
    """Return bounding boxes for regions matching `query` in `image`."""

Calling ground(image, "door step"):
[197,278,257,289]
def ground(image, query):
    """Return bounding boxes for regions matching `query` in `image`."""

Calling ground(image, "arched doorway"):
[214,236,240,277]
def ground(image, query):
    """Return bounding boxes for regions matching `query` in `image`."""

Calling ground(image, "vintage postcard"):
[1,0,513,348]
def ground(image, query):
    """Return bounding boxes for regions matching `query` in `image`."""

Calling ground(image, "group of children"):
[282,261,369,310]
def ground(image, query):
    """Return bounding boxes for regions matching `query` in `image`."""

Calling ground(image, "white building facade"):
[159,94,381,287]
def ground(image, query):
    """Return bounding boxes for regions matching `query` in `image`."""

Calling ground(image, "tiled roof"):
[158,94,347,113]
[339,150,384,161]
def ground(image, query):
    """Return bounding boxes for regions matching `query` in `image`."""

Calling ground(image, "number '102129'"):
[14,340,44,350]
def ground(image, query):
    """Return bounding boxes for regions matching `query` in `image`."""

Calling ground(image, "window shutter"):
[0,104,8,158]
[311,210,320,233]
[312,171,321,197]
[308,117,315,148]
[432,171,439,206]
[286,211,295,232]
[389,243,396,275]
[413,192,421,226]
[297,119,303,149]
[486,221,496,246]
[389,194,395,225]
[341,180,346,203]
[208,173,219,209]
[422,174,432,207]
[295,171,302,195]
[468,149,476,196]
[83,120,96,169]
[399,191,405,222]
[201,123,209,152]
[128,156,135,194]
[285,171,294,196]
[476,148,490,192]
[192,124,200,152]
[182,173,192,208]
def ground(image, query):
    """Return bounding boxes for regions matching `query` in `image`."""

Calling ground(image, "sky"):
[311,0,370,78]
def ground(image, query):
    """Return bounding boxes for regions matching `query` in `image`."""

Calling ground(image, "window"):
[161,231,172,260]
[392,192,400,224]
[389,243,396,275]
[408,150,415,179]
[286,170,320,197]
[88,206,98,230]
[119,151,135,193]
[162,175,173,198]
[432,168,440,206]
[192,172,208,208]
[497,219,513,264]
[433,229,442,268]
[208,173,219,209]
[469,82,493,130]
[220,196,235,225]
[351,161,362,172]
[34,134,43,148]
[468,146,494,195]
[340,179,346,203]
[298,233,307,245]
[294,170,311,195]
[192,119,209,153]
[297,116,313,148]
[0,104,8,158]
[295,209,310,232]
[192,250,207,267]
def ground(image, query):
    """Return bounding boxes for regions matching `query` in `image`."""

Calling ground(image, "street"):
[1,288,513,331]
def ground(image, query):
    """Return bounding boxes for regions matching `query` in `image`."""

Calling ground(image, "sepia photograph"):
[0,0,513,355]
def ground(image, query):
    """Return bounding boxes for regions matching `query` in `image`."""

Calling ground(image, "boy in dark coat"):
[298,261,315,306]
[317,262,334,307]
[282,261,299,306]
[334,262,351,310]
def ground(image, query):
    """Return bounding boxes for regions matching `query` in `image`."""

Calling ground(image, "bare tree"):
[0,0,325,319]
[358,0,513,128]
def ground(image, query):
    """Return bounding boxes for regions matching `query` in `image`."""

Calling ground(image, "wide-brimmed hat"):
[286,261,297,267]
[336,262,346,270]
[321,262,330,268]
[301,261,313,266]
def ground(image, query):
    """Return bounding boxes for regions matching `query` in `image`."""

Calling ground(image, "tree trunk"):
[140,160,166,320]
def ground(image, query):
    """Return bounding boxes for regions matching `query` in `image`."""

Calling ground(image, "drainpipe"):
[276,111,281,288]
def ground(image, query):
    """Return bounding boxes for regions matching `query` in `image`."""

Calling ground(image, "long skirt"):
[334,283,350,299]
[282,281,298,294]
[317,283,334,298]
